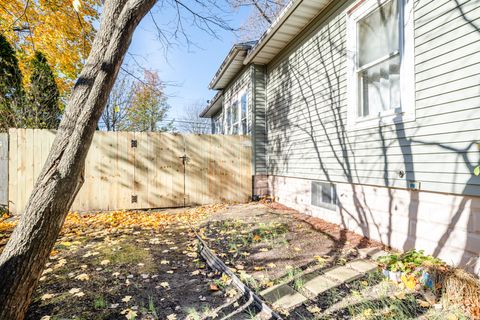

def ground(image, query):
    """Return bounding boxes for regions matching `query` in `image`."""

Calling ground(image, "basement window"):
[311,181,337,210]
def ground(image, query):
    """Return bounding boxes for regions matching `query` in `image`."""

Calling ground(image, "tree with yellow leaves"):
[0,0,100,95]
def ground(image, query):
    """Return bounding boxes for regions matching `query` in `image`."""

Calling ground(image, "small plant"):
[148,296,158,319]
[93,296,107,309]
[377,250,444,274]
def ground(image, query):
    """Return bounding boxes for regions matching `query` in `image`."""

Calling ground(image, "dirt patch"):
[199,203,384,286]
[1,205,244,320]
[198,202,470,320]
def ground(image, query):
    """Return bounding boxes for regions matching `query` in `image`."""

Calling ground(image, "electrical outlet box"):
[407,180,421,191]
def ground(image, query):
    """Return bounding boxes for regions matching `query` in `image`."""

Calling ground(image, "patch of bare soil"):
[200,202,383,285]
[198,202,469,320]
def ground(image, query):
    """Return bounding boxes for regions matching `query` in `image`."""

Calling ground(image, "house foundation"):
[268,175,480,276]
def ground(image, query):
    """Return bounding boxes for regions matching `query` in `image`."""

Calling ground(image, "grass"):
[95,240,155,272]
[148,296,158,319]
[93,296,107,309]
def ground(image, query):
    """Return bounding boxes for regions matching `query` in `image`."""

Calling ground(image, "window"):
[231,100,239,135]
[222,87,249,136]
[213,115,223,134]
[225,103,232,134]
[347,0,415,129]
[311,181,337,210]
[240,92,249,134]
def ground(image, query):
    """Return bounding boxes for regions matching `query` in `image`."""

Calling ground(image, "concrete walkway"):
[260,247,387,310]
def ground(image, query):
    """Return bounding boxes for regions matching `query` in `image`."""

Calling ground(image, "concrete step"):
[261,283,308,309]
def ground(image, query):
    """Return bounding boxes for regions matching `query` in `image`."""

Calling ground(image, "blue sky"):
[125,4,250,119]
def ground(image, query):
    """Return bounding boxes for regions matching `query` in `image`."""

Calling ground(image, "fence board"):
[0,133,8,208]
[8,129,252,214]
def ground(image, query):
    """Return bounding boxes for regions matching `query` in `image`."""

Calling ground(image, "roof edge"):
[199,91,223,118]
[208,41,256,90]
[243,0,301,65]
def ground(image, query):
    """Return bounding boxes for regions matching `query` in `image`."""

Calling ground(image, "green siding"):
[265,0,480,196]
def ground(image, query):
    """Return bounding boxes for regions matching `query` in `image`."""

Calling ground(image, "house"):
[200,0,480,275]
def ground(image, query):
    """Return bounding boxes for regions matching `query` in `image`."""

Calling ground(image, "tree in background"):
[228,0,288,41]
[0,0,100,95]
[177,101,212,134]
[100,71,134,131]
[121,70,174,132]
[0,34,24,131]
[25,52,61,129]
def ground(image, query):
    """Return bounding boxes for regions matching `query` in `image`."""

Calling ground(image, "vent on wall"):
[311,181,337,210]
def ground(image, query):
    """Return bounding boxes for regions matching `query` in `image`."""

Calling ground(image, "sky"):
[124,3,251,120]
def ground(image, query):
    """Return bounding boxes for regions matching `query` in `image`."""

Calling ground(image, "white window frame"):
[223,86,249,136]
[238,88,249,135]
[231,99,240,135]
[223,100,232,134]
[346,0,415,130]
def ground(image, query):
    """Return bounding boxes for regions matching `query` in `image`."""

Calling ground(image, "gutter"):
[243,0,303,65]
[209,42,256,90]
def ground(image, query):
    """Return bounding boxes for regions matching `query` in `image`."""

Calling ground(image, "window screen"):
[311,181,337,210]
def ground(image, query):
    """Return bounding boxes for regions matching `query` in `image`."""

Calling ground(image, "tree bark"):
[0,0,156,318]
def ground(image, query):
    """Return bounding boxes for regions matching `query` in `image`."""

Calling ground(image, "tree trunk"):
[0,0,156,318]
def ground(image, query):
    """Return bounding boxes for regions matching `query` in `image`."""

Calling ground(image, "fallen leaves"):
[121,295,132,303]
[100,259,110,265]
[41,293,55,301]
[68,288,85,297]
[75,273,90,281]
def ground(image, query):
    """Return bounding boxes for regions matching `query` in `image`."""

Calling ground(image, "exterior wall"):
[264,0,480,272]
[269,175,480,275]
[265,0,480,196]
[253,174,269,197]
[252,64,268,175]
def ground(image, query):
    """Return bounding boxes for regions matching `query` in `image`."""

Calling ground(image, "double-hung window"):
[213,115,223,134]
[231,100,239,134]
[347,0,415,128]
[240,91,249,134]
[225,103,232,134]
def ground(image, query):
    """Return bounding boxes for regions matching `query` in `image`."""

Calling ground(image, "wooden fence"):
[8,129,252,214]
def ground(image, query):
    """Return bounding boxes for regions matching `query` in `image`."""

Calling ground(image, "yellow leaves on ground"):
[121,308,137,320]
[62,205,219,236]
[121,296,132,303]
[100,259,110,265]
[68,288,84,297]
[0,214,16,235]
[75,273,89,281]
[41,293,55,301]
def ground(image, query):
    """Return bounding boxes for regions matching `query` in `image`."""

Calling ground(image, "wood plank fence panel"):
[8,129,252,214]
[0,133,8,208]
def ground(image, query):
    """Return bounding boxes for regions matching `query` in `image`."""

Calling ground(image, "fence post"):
[0,133,8,212]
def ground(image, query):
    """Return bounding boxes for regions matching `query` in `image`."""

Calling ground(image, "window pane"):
[359,54,400,116]
[232,101,238,123]
[242,119,247,135]
[241,94,247,118]
[358,0,399,67]
[226,107,231,127]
